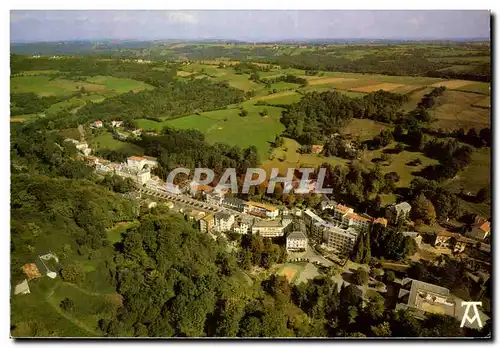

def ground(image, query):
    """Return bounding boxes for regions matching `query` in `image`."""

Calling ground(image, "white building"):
[214,212,235,232]
[286,231,308,251]
[110,120,124,128]
[14,279,30,295]
[233,217,254,234]
[324,226,359,256]
[386,202,412,224]
[320,200,338,211]
[90,120,103,128]
[251,219,285,237]
[245,201,279,219]
[117,166,151,185]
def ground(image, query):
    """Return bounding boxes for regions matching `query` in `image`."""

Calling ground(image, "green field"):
[138,103,285,160]
[264,92,303,105]
[86,76,154,94]
[107,220,140,244]
[11,76,107,96]
[89,131,144,154]
[340,118,390,142]
[456,82,491,95]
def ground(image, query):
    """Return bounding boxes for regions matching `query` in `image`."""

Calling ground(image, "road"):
[137,186,263,221]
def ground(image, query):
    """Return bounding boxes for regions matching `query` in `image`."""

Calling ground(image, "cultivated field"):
[86,76,153,94]
[88,131,145,155]
[429,90,490,130]
[350,82,405,92]
[11,76,106,96]
[430,80,476,89]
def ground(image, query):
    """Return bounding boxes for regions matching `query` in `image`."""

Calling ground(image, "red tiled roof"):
[22,263,41,280]
[479,221,490,233]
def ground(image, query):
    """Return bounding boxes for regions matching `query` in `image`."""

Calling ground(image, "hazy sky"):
[11,10,490,42]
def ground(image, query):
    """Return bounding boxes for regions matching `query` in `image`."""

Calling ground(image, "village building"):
[14,279,30,295]
[286,231,308,252]
[90,120,103,128]
[245,201,279,219]
[311,144,324,154]
[395,277,489,329]
[22,263,41,280]
[432,230,474,253]
[126,155,158,170]
[466,219,490,241]
[205,191,225,206]
[64,138,92,156]
[386,201,412,224]
[117,166,151,185]
[320,200,337,211]
[233,216,254,234]
[110,120,124,128]
[199,214,215,233]
[222,196,247,212]
[214,212,235,233]
[251,219,285,238]
[324,225,359,256]
[185,209,206,222]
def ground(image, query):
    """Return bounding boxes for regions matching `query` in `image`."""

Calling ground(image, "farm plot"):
[430,80,475,89]
[86,76,154,94]
[429,90,490,131]
[11,76,106,96]
[473,96,491,108]
[350,82,405,93]
[306,77,358,86]
[456,82,491,95]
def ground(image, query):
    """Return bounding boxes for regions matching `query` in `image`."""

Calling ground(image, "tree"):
[385,270,396,283]
[239,109,248,117]
[61,263,85,284]
[395,142,405,153]
[351,267,369,285]
[60,298,75,312]
[476,187,490,203]
[365,292,385,319]
[411,194,437,225]
[259,108,268,117]
[371,322,392,337]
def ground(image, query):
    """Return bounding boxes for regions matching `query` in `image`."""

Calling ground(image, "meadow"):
[88,131,144,155]
[137,103,285,160]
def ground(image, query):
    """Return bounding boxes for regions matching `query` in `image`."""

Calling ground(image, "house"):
[186,209,206,221]
[311,144,324,154]
[251,219,285,237]
[373,217,388,227]
[245,201,279,219]
[214,212,235,232]
[110,120,124,128]
[126,155,157,170]
[386,201,412,224]
[332,204,372,233]
[466,219,490,241]
[432,231,473,253]
[90,120,103,128]
[189,183,213,196]
[22,263,41,280]
[131,129,143,136]
[286,231,308,251]
[281,207,290,216]
[14,279,30,295]
[200,214,215,233]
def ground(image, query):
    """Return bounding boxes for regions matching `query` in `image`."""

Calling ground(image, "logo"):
[460,301,483,328]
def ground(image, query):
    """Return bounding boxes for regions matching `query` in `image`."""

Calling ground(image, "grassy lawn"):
[86,75,154,94]
[137,104,286,160]
[11,278,99,337]
[360,144,440,188]
[45,98,86,115]
[456,82,491,95]
[340,118,390,142]
[261,137,349,175]
[262,91,303,105]
[107,220,140,244]
[11,76,106,97]
[88,131,144,154]
[10,113,40,123]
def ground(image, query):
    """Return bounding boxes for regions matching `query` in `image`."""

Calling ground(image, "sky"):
[10,10,490,42]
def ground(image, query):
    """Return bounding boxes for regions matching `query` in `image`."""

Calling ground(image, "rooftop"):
[478,221,490,233]
[335,203,353,213]
[253,219,283,228]
[287,230,307,240]
[215,212,233,221]
[128,156,144,161]
[246,201,278,212]
[22,263,41,279]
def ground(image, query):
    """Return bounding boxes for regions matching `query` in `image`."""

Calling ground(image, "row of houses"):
[204,191,280,219]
